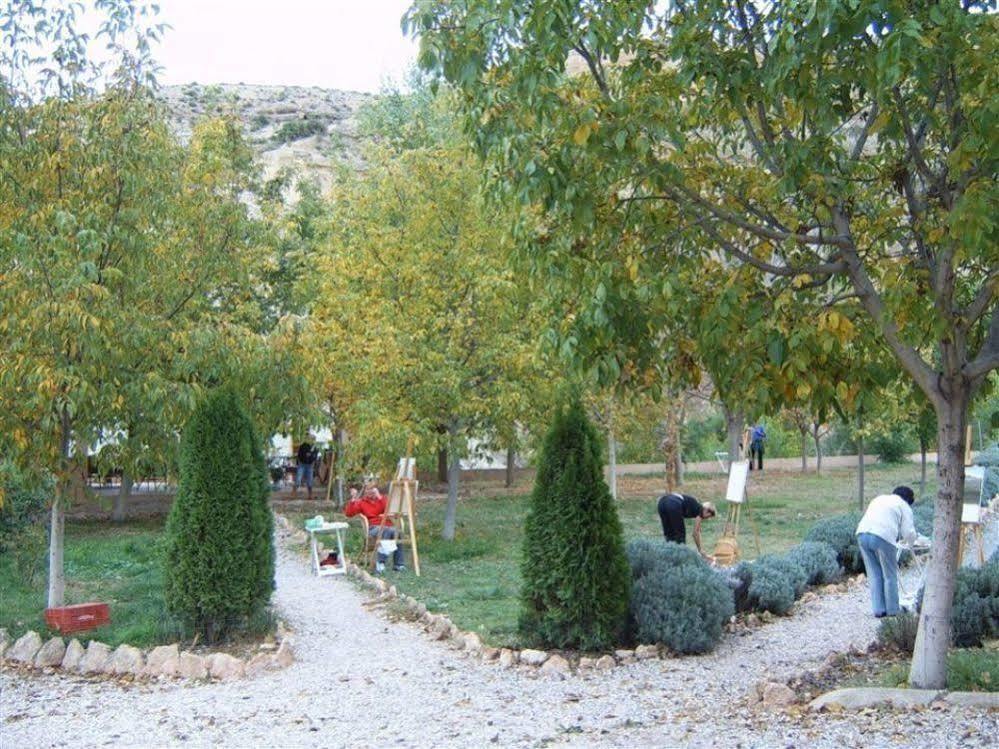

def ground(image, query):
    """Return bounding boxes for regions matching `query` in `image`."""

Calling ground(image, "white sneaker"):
[375,562,385,574]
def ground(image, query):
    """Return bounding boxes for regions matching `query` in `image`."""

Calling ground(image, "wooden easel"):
[371,442,422,576]
[714,459,761,563]
[958,503,986,567]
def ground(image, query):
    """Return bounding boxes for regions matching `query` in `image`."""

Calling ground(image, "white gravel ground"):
[2,535,995,748]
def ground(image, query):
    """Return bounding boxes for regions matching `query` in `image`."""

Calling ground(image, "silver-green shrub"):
[627,540,733,653]
[804,513,864,573]
[786,541,841,586]
[746,555,800,615]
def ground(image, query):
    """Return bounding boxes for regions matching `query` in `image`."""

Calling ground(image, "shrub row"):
[726,540,842,617]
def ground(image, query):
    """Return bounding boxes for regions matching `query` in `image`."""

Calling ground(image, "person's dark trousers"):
[749,442,764,470]
[657,495,686,544]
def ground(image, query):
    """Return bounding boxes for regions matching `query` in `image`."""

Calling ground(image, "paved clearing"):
[2,532,995,748]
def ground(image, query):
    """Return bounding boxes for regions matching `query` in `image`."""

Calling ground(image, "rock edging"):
[342,559,666,678]
[0,626,293,683]
[809,686,999,712]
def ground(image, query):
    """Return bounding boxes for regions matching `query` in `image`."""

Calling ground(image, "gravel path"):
[2,535,995,748]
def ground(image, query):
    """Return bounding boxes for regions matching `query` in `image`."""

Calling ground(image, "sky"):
[153,0,418,93]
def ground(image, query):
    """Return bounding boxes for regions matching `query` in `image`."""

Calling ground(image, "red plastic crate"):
[44,602,110,633]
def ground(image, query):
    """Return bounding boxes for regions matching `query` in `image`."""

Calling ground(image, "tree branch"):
[832,211,937,399]
[571,42,610,99]
[964,306,999,386]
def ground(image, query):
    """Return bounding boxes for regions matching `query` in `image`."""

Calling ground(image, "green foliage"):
[804,514,864,574]
[625,538,703,581]
[786,542,841,587]
[519,399,630,650]
[871,429,917,464]
[950,560,999,648]
[251,113,270,130]
[877,612,920,654]
[164,390,275,642]
[629,548,734,654]
[747,555,803,615]
[0,463,50,552]
[272,116,326,144]
[0,463,51,585]
[946,649,999,692]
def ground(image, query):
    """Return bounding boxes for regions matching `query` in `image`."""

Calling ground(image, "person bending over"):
[345,483,405,573]
[855,485,927,618]
[657,492,716,559]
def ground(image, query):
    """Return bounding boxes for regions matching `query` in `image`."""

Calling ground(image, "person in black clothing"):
[294,437,319,499]
[657,493,717,559]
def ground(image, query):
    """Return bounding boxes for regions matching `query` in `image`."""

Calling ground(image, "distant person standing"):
[657,492,717,560]
[293,437,318,500]
[749,424,766,471]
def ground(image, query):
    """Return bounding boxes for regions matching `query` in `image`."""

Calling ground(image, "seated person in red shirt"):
[345,483,405,573]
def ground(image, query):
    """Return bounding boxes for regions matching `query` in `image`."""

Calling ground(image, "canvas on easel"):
[713,459,761,565]
[371,453,422,576]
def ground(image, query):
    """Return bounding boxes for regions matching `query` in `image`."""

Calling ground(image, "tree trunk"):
[800,431,808,472]
[608,424,617,500]
[505,445,515,489]
[442,422,460,541]
[662,397,683,492]
[437,447,448,483]
[335,428,346,507]
[812,426,824,474]
[909,393,969,689]
[47,409,72,609]
[920,437,928,497]
[676,443,685,486]
[857,434,865,510]
[112,472,133,522]
[724,406,744,466]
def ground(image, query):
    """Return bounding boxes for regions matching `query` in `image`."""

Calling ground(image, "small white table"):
[308,521,349,577]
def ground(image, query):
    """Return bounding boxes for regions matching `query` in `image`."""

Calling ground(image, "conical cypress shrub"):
[519,398,630,650]
[164,389,275,642]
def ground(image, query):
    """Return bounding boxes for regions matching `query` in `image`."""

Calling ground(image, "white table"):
[307,521,349,577]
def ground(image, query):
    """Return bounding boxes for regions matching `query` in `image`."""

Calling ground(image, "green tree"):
[308,89,549,539]
[520,398,630,650]
[164,389,274,642]
[409,0,997,688]
[0,2,293,604]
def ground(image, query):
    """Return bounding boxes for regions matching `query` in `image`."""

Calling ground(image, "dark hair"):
[893,485,916,505]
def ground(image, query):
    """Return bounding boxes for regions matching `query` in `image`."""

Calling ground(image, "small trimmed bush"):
[0,463,50,585]
[804,513,864,573]
[950,559,999,647]
[786,541,841,586]
[520,399,630,650]
[747,555,801,615]
[164,389,275,643]
[871,430,916,464]
[629,550,734,654]
[877,611,919,653]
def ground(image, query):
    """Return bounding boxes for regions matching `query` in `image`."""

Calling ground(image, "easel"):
[714,459,761,564]
[958,503,986,567]
[371,443,422,576]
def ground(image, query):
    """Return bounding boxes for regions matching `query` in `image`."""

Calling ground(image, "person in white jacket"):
[855,485,926,617]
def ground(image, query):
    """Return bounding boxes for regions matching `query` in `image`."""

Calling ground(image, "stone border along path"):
[2,525,995,748]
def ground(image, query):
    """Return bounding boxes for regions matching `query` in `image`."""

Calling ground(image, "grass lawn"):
[0,518,183,648]
[290,462,934,648]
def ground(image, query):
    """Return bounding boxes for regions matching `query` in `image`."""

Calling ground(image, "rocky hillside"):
[160,83,373,191]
